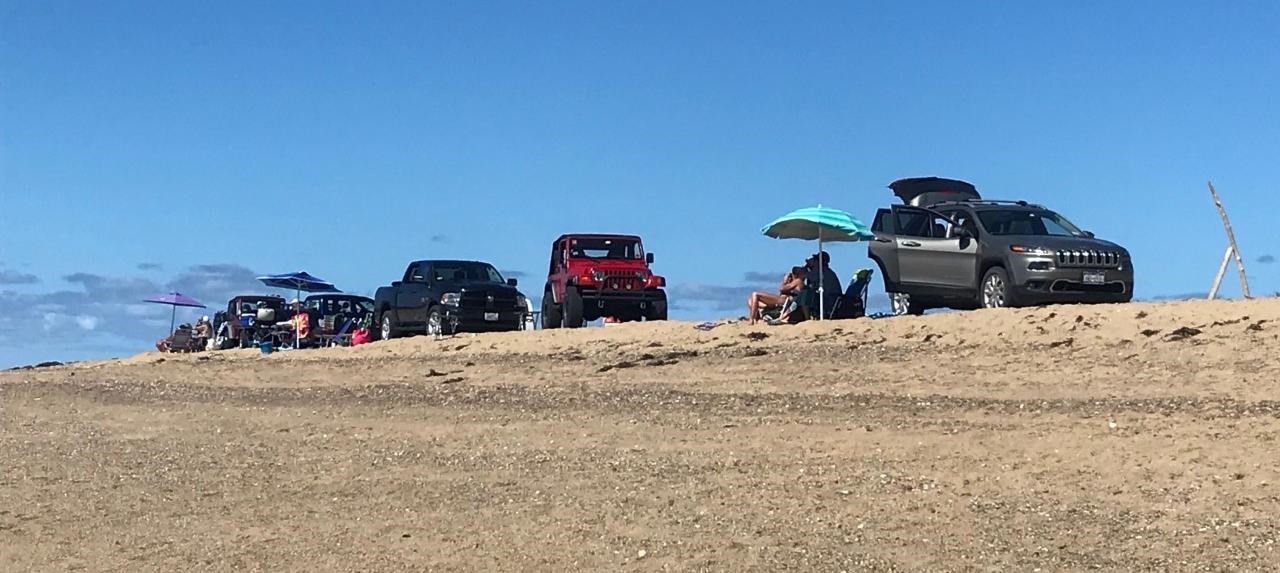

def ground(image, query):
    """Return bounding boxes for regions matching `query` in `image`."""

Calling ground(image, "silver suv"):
[868,177,1134,314]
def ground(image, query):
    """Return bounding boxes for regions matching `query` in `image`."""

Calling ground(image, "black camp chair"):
[830,269,874,320]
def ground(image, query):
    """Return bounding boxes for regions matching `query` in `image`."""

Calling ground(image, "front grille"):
[1050,280,1127,294]
[459,291,518,310]
[599,270,643,291]
[1055,249,1122,268]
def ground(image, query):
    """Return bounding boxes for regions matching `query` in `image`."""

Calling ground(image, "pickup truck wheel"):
[563,287,584,328]
[541,294,561,330]
[426,306,455,336]
[379,313,399,340]
[980,267,1015,309]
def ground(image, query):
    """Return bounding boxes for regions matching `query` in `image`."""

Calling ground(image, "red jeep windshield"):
[569,238,644,260]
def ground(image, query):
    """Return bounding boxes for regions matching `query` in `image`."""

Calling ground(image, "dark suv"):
[868,177,1134,314]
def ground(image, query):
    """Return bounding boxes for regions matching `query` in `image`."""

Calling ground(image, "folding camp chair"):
[166,328,196,353]
[830,269,874,320]
[327,318,355,346]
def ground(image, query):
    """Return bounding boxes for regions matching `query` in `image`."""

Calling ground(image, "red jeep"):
[541,234,668,328]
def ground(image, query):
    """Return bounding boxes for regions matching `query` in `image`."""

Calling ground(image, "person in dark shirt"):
[804,252,842,318]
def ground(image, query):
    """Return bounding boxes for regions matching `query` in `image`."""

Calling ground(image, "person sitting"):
[155,323,194,352]
[748,266,807,325]
[801,251,842,319]
[289,301,312,346]
[192,316,212,349]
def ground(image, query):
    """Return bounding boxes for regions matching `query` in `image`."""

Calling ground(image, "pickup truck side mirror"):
[1082,230,1096,238]
[507,278,518,286]
[646,252,655,264]
[392,280,402,287]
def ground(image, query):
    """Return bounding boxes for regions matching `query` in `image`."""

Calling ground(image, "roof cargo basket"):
[888,177,980,207]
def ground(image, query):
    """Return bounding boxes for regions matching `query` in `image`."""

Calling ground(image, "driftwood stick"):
[1208,246,1232,300]
[1208,181,1252,298]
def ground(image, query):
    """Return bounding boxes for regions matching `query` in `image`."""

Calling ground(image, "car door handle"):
[874,237,892,243]
[901,241,922,247]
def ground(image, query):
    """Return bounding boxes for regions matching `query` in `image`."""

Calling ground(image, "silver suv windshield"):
[977,209,1085,237]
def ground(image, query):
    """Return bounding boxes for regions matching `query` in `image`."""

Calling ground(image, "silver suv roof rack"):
[928,199,1045,209]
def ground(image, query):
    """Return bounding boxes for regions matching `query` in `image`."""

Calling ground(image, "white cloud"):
[76,315,99,330]
[42,312,64,332]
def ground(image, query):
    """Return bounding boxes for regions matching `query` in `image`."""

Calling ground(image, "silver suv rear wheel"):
[890,293,911,316]
[981,268,1010,308]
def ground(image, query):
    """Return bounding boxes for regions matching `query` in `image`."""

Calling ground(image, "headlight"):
[592,269,605,282]
[440,293,461,305]
[636,271,649,280]
[515,294,528,309]
[1010,245,1054,256]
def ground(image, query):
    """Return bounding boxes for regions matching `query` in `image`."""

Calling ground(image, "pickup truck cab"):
[374,260,528,339]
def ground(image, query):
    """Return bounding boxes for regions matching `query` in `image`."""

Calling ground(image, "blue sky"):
[2,1,1278,367]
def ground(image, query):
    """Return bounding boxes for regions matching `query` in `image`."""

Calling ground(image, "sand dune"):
[3,299,1279,571]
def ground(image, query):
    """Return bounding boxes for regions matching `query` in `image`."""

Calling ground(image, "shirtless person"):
[747,266,807,325]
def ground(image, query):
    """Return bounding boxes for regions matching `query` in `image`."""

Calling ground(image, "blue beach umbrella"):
[257,271,340,299]
[762,206,875,319]
[256,272,340,348]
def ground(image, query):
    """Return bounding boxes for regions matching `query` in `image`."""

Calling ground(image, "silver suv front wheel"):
[981,268,1011,309]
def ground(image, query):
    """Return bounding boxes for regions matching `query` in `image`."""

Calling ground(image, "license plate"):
[1082,271,1106,285]
[484,312,499,321]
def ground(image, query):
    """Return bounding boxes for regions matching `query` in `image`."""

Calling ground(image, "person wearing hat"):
[804,251,842,318]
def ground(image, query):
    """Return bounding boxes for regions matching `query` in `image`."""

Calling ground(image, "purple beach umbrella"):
[144,292,207,334]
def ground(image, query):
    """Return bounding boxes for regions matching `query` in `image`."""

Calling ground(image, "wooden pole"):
[1207,181,1252,299]
[1208,246,1233,300]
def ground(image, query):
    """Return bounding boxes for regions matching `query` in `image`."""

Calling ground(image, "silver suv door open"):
[890,206,978,289]
[869,208,901,285]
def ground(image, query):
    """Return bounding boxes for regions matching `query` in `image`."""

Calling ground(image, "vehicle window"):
[568,238,644,260]
[550,241,564,273]
[895,209,951,239]
[977,209,1084,236]
[939,210,977,239]
[871,209,892,233]
[408,264,425,282]
[432,262,505,283]
[356,300,374,313]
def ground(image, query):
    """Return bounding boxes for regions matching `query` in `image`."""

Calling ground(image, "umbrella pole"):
[170,305,176,334]
[295,286,301,349]
[818,230,825,320]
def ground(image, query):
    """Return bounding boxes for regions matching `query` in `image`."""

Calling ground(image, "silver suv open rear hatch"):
[888,177,979,207]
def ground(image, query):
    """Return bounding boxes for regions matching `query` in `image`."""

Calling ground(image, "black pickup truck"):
[373,260,529,339]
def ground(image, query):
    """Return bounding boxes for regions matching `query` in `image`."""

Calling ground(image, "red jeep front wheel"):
[562,287,585,328]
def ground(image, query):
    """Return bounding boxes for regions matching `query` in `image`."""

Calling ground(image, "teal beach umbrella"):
[762,205,875,319]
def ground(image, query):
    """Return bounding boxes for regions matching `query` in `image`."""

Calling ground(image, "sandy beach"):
[3,299,1279,571]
